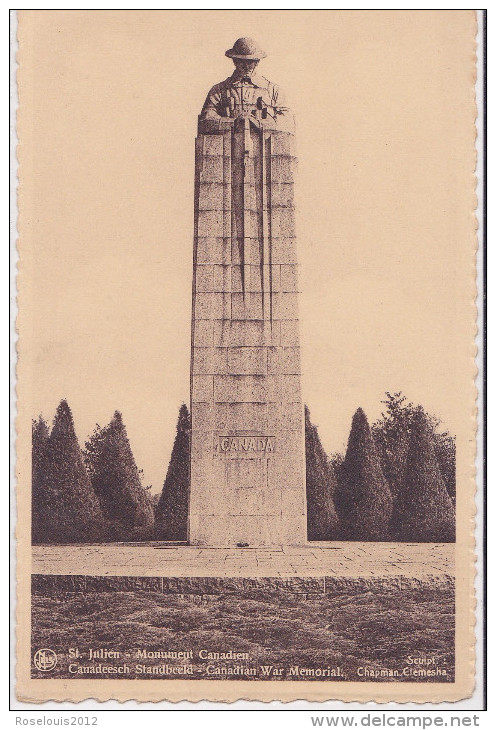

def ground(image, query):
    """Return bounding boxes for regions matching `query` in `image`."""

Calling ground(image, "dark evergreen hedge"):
[31,393,456,545]
[33,400,104,544]
[305,406,340,541]
[155,404,190,541]
[393,409,456,542]
[334,408,393,541]
[85,411,154,540]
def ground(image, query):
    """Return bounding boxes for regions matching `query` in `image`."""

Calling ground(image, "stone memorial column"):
[188,39,306,546]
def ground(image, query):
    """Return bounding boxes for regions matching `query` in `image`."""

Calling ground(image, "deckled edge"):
[14,9,481,707]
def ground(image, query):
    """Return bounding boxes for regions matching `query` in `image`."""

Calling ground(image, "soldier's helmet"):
[225,37,267,60]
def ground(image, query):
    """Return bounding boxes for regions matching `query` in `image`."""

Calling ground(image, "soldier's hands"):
[218,118,235,129]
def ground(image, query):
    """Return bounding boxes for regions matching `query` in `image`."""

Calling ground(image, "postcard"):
[15,9,479,703]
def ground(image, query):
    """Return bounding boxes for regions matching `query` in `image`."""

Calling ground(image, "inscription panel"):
[214,434,275,457]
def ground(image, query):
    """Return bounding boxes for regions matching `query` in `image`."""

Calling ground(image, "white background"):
[7,2,487,723]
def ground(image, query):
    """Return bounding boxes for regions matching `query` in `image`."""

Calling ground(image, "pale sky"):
[19,10,476,492]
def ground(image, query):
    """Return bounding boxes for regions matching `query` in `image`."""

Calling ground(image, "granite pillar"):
[189,119,306,546]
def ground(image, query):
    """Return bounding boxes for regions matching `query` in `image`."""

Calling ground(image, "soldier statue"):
[190,37,305,547]
[200,37,294,133]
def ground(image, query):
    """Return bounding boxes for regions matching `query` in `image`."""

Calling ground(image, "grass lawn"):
[32,587,454,681]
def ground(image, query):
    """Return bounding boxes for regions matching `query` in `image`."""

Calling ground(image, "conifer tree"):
[372,392,412,500]
[85,411,154,540]
[31,416,50,544]
[434,433,456,505]
[38,400,103,543]
[334,407,393,541]
[305,405,340,540]
[372,392,456,505]
[155,404,190,541]
[394,408,455,542]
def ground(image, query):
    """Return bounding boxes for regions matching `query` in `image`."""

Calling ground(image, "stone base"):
[32,573,454,598]
[32,542,455,579]
[188,514,306,547]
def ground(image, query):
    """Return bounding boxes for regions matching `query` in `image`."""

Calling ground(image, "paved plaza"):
[32,542,454,578]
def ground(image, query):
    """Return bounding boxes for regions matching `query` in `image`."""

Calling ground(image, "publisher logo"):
[34,648,57,671]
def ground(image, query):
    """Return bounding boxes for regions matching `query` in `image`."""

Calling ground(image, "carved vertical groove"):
[267,134,274,326]
[242,118,252,303]
[261,126,270,323]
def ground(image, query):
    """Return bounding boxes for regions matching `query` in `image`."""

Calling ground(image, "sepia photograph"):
[14,9,480,705]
